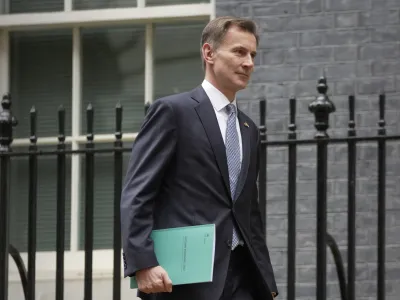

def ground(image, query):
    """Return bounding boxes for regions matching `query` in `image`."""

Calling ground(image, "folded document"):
[130,224,215,288]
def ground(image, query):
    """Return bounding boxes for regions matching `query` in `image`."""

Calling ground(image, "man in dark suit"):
[120,16,278,300]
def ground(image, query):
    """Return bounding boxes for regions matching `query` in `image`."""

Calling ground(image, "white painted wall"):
[9,277,141,300]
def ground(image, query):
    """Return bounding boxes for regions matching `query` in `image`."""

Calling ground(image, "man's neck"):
[204,74,236,102]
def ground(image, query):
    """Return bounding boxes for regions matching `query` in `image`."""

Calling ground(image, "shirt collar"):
[201,79,237,113]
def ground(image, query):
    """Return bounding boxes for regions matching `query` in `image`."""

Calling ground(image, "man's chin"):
[236,81,249,90]
[230,79,249,92]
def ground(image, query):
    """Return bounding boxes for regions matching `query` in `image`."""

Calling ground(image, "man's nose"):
[243,54,254,68]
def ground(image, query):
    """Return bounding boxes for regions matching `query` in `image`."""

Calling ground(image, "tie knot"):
[226,104,236,115]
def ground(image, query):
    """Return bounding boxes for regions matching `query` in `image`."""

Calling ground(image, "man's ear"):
[202,43,214,66]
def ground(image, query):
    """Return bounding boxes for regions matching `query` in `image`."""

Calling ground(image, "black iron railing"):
[257,77,393,300]
[0,77,394,300]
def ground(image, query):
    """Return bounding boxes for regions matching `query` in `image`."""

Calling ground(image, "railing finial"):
[0,93,18,152]
[308,77,335,138]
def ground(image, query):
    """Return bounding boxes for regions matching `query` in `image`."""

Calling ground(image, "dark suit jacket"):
[120,85,278,300]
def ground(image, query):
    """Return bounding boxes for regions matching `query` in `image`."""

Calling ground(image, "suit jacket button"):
[226,240,232,248]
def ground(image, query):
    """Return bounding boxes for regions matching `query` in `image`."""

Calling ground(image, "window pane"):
[74,0,137,10]
[146,0,209,6]
[78,21,206,250]
[78,143,131,250]
[9,145,72,252]
[9,0,63,13]
[9,29,73,252]
[81,26,145,135]
[153,20,206,99]
[10,30,72,139]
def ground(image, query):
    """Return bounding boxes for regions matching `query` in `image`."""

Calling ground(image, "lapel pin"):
[244,122,249,128]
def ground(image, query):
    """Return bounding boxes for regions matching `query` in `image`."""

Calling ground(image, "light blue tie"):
[225,104,241,250]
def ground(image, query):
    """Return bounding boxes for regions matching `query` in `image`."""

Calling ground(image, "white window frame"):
[4,0,215,282]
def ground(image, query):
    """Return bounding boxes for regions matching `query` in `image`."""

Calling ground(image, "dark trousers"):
[220,245,268,300]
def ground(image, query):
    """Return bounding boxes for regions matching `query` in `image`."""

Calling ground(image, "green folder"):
[130,224,215,289]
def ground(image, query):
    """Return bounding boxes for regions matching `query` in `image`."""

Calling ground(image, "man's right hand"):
[136,266,173,294]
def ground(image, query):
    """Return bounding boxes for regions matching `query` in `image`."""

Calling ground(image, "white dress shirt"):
[201,79,243,162]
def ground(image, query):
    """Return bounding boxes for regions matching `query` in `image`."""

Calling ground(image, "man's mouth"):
[237,73,249,78]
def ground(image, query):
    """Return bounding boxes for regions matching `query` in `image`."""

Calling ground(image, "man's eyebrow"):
[233,45,257,56]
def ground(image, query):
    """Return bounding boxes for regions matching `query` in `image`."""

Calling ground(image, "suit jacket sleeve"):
[251,130,279,296]
[120,99,177,277]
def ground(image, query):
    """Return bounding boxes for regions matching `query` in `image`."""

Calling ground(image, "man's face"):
[208,26,257,93]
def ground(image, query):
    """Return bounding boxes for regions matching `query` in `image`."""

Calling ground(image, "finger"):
[139,284,151,294]
[152,279,165,293]
[162,272,173,292]
[151,285,165,294]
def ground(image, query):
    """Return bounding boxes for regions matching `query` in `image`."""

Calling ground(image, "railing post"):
[0,93,17,300]
[56,106,66,300]
[309,77,335,300]
[28,106,38,300]
[113,103,123,300]
[287,97,297,300]
[347,95,356,300]
[377,93,386,300]
[84,104,95,300]
[258,98,267,233]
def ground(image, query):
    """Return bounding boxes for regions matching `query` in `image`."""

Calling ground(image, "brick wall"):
[216,1,400,299]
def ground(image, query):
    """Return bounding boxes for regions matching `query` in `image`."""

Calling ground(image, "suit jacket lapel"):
[192,87,231,199]
[234,111,250,201]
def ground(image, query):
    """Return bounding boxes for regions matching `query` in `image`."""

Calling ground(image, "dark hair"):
[200,16,259,69]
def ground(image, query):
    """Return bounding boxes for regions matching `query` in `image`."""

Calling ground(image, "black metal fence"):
[0,77,395,300]
[258,77,392,300]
